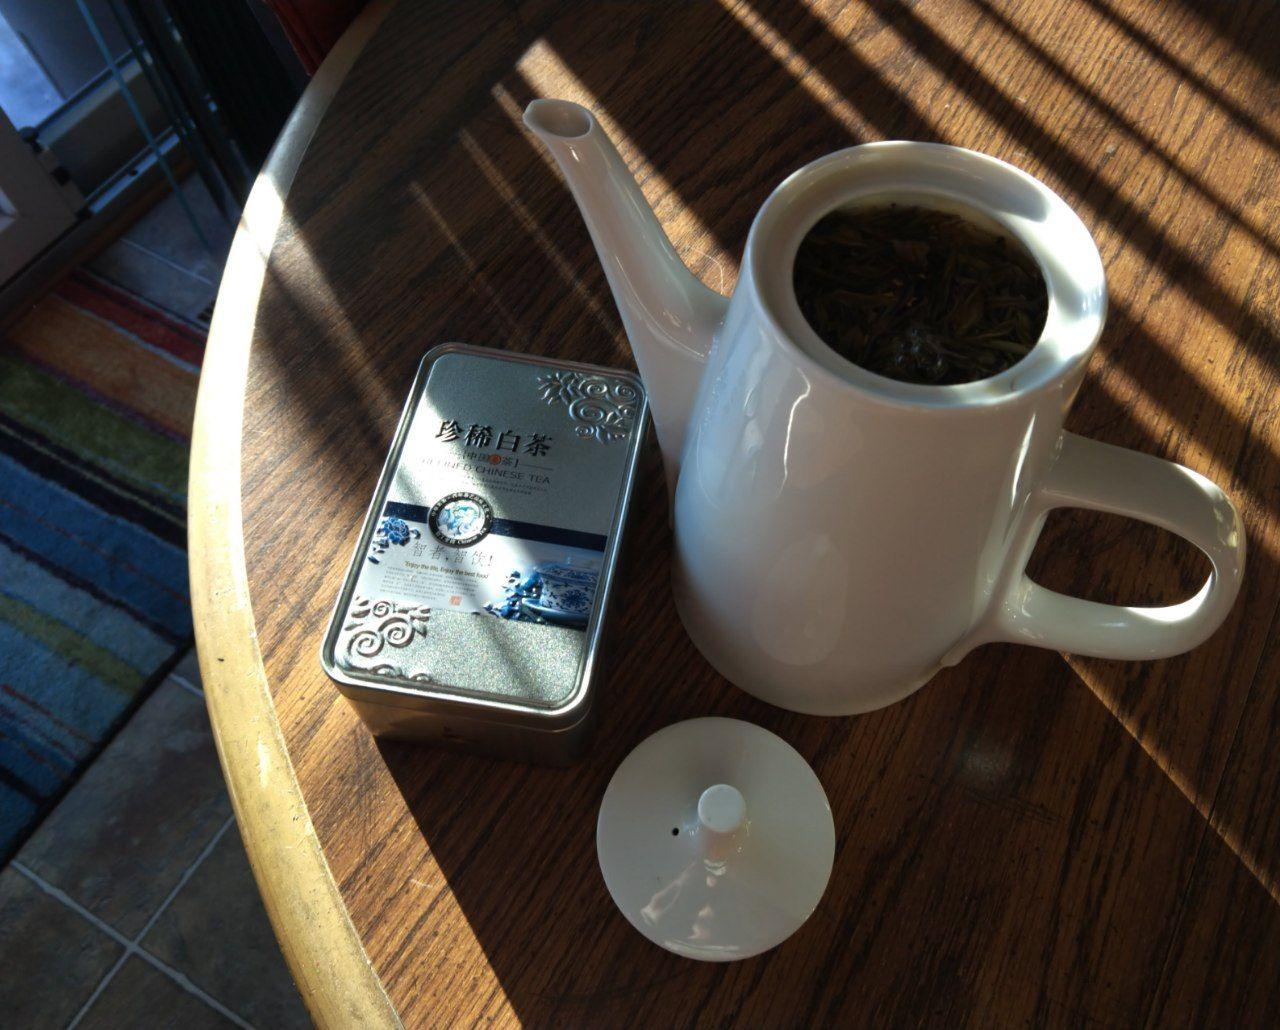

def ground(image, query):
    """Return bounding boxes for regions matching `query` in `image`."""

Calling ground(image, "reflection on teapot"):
[525,99,1244,716]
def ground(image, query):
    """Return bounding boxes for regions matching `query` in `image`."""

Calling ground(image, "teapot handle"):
[987,433,1245,660]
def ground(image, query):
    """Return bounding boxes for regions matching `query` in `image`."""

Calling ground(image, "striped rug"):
[0,270,201,858]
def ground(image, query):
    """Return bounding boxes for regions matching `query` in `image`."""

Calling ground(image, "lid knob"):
[698,783,746,834]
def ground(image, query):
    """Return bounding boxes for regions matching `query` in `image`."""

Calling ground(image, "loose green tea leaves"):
[792,204,1049,385]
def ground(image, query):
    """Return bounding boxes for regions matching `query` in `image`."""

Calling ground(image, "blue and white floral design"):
[382,517,412,544]
[555,587,591,613]
[436,501,484,538]
[484,569,546,622]
[482,561,598,627]
[368,516,420,563]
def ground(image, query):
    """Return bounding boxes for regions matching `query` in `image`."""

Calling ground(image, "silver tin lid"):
[321,343,648,734]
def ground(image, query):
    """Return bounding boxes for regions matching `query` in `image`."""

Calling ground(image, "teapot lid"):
[596,717,835,961]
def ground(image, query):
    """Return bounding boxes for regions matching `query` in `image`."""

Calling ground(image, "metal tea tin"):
[321,343,648,765]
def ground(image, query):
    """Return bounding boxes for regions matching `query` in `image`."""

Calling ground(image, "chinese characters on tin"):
[436,420,551,457]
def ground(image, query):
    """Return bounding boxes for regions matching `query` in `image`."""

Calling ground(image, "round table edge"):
[187,2,400,1026]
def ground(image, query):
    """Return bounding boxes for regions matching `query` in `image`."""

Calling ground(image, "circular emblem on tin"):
[429,492,493,547]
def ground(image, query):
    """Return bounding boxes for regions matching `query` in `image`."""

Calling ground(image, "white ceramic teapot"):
[525,99,1245,716]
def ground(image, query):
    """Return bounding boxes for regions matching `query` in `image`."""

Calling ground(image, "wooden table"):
[189,1,1280,1024]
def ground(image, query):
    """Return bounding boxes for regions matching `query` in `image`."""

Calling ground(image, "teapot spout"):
[524,99,727,491]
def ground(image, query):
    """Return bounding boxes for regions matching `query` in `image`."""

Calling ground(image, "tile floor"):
[89,175,233,326]
[1,655,309,1028]
[1,181,308,1027]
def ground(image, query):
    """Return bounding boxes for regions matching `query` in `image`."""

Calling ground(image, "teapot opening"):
[524,99,593,140]
[790,194,1049,387]
[750,141,1107,410]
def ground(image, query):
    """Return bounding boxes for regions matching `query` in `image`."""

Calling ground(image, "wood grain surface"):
[204,0,1280,1024]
